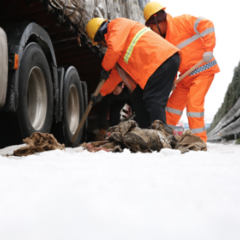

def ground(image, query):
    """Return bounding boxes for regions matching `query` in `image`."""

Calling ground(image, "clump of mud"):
[13,132,65,157]
[81,120,207,154]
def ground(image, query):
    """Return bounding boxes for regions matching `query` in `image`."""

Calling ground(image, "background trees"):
[208,62,240,133]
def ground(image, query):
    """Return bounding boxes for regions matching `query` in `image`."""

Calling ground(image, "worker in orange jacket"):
[86,17,181,128]
[144,2,220,142]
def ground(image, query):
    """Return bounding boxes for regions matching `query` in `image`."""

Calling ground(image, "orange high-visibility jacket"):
[100,18,180,96]
[165,14,220,76]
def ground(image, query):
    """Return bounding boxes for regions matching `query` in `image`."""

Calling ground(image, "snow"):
[0,143,240,240]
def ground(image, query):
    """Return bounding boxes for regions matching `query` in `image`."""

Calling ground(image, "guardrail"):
[207,97,240,141]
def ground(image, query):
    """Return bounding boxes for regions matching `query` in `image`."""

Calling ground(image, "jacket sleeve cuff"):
[100,89,107,97]
[205,49,213,53]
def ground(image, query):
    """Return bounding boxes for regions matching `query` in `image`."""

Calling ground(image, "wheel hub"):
[68,85,80,134]
[27,67,47,131]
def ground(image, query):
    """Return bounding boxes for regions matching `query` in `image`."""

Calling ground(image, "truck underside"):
[0,0,104,147]
[0,0,102,96]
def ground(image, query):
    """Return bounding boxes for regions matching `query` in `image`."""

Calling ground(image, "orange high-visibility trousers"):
[166,72,215,142]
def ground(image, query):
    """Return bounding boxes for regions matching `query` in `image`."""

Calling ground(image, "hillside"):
[208,62,240,133]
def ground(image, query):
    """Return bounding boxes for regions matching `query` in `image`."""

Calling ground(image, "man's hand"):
[100,69,111,80]
[91,93,103,106]
[203,52,214,62]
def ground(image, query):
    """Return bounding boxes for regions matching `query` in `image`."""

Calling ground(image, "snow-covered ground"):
[0,143,240,240]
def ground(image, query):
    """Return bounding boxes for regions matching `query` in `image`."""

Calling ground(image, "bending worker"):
[144,2,220,142]
[86,17,181,128]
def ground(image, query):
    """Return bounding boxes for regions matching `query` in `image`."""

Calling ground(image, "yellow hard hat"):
[143,2,166,22]
[86,17,108,45]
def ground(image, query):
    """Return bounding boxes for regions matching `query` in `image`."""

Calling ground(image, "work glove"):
[203,52,214,62]
[95,129,107,141]
[100,69,111,80]
[91,93,103,106]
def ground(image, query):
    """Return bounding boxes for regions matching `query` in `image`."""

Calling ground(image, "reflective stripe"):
[176,34,200,49]
[194,17,204,34]
[168,124,176,130]
[176,17,215,49]
[166,107,183,116]
[187,111,204,118]
[189,60,217,76]
[200,27,214,37]
[191,126,206,134]
[124,28,150,63]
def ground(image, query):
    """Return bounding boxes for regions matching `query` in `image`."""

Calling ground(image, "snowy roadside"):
[0,143,240,240]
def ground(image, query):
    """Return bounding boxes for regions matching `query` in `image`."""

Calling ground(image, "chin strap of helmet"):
[154,14,163,37]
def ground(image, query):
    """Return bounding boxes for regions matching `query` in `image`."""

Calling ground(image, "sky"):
[151,0,240,123]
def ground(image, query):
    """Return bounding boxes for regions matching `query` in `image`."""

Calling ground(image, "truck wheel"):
[61,67,84,147]
[17,43,53,139]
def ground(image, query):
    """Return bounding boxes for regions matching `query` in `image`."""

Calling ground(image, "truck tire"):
[61,66,84,147]
[17,43,53,139]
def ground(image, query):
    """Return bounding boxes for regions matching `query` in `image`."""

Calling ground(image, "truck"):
[0,0,148,149]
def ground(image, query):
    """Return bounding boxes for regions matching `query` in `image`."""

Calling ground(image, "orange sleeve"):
[100,67,123,96]
[102,21,132,71]
[196,18,216,52]
[180,15,216,52]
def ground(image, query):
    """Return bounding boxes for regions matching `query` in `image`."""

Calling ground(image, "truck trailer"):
[0,0,148,148]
